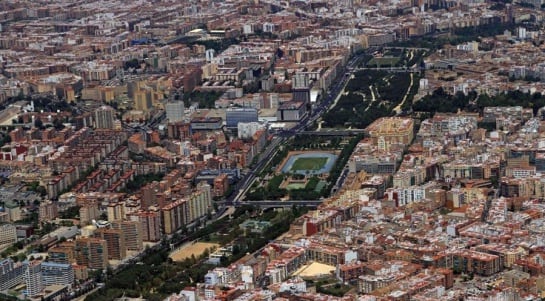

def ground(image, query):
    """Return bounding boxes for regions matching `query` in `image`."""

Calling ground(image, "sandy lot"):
[169,242,219,262]
[293,262,336,278]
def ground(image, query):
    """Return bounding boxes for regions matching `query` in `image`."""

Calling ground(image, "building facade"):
[166,101,185,123]
[226,108,258,128]
[111,220,143,251]
[41,262,74,287]
[94,228,126,260]
[74,237,108,270]
[129,210,162,242]
[24,261,43,297]
[94,106,115,129]
[0,224,17,246]
[0,258,24,291]
[366,117,415,151]
[39,201,58,222]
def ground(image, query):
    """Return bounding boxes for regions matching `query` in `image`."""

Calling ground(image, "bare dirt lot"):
[169,242,219,262]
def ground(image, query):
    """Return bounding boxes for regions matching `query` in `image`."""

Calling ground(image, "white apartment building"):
[0,224,17,246]
[41,262,74,288]
[165,101,185,123]
[24,261,43,297]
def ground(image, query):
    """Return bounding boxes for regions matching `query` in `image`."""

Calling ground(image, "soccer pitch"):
[290,157,328,171]
[368,57,400,67]
[279,151,338,175]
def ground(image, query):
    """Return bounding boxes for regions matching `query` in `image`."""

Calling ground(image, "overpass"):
[236,200,324,209]
[382,46,430,51]
[297,129,367,137]
[350,67,421,73]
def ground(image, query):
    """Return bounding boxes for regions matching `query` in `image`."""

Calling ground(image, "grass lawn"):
[368,57,400,67]
[291,157,328,171]
[314,181,327,192]
[318,283,352,297]
[286,183,306,190]
[314,277,352,297]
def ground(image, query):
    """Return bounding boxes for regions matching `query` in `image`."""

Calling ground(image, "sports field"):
[293,262,336,278]
[169,242,219,262]
[279,151,338,175]
[286,183,306,190]
[291,157,328,171]
[368,57,400,67]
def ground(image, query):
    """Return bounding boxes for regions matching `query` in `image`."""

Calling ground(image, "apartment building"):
[129,210,162,242]
[165,101,185,123]
[0,224,17,247]
[337,261,365,282]
[111,220,143,251]
[39,200,58,222]
[94,106,116,129]
[106,202,125,221]
[74,237,108,270]
[265,247,307,284]
[94,228,126,260]
[436,250,501,276]
[162,199,189,235]
[298,210,343,236]
[48,241,76,264]
[79,203,100,226]
[41,262,74,287]
[0,258,24,291]
[307,242,351,266]
[366,117,415,151]
[24,261,44,298]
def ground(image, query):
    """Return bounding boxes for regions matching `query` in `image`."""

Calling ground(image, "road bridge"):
[350,67,421,73]
[297,130,367,137]
[236,200,324,209]
[382,46,430,51]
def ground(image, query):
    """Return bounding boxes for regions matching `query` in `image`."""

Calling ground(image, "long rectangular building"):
[41,262,74,288]
[0,258,24,291]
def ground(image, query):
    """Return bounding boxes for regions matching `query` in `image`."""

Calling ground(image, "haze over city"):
[1,0,545,300]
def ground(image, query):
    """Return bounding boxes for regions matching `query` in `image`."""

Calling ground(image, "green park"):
[290,157,328,171]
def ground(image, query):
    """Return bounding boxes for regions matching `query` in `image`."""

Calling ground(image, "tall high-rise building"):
[189,181,212,221]
[292,73,310,89]
[141,182,160,209]
[111,221,143,251]
[79,204,100,226]
[0,258,24,291]
[24,261,43,297]
[75,237,108,270]
[161,199,188,235]
[0,224,17,246]
[127,81,141,99]
[106,202,125,221]
[205,49,215,62]
[292,73,311,103]
[73,264,88,281]
[213,174,229,197]
[180,140,192,157]
[4,202,21,222]
[134,91,152,111]
[94,228,126,260]
[48,241,75,264]
[39,200,58,222]
[41,262,74,287]
[94,106,115,129]
[129,210,161,242]
[166,101,185,123]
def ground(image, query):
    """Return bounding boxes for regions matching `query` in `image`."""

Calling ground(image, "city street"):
[225,52,365,207]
